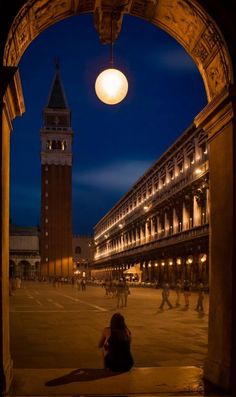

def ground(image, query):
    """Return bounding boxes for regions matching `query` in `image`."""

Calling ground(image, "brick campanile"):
[40,64,73,277]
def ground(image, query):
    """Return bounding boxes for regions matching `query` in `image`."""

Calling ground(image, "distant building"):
[40,64,74,277]
[92,124,209,286]
[9,227,94,280]
[9,224,40,279]
[72,235,94,278]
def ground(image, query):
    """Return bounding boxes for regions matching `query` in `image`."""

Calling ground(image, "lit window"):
[45,231,48,236]
[45,180,48,184]
[45,218,48,223]
[45,257,48,262]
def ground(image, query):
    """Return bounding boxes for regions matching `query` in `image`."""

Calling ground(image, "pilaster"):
[195,84,236,392]
[0,66,25,394]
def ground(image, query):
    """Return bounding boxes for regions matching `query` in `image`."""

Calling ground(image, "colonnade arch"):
[1,0,236,394]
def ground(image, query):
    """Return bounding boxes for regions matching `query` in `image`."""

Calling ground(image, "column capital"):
[194,84,236,142]
[1,66,25,130]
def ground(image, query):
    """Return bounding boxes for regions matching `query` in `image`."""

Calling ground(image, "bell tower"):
[40,64,73,277]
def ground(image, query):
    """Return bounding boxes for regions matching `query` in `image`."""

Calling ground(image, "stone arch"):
[18,260,32,279]
[1,0,236,394]
[3,0,233,102]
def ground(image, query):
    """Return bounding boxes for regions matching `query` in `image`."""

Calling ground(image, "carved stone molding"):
[3,0,232,100]
[194,84,236,141]
[2,67,25,130]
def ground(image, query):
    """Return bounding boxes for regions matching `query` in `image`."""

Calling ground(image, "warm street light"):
[95,68,128,105]
[95,8,128,105]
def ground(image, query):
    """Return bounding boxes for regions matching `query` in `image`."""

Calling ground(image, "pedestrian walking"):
[124,280,130,307]
[98,312,134,372]
[81,279,86,291]
[183,280,191,308]
[159,282,173,309]
[195,280,204,312]
[175,279,182,306]
[116,278,125,308]
[76,278,81,290]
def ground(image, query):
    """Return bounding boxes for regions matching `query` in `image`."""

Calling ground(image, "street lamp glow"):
[95,68,128,105]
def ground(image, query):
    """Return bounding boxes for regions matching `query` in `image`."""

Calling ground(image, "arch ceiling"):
[3,0,232,101]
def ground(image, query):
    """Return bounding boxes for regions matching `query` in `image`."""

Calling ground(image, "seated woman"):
[98,312,134,372]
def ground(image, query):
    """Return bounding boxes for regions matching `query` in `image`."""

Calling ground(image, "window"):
[75,246,81,254]
[46,140,52,150]
[188,152,195,165]
[62,140,67,150]
[169,169,174,180]
[178,162,183,173]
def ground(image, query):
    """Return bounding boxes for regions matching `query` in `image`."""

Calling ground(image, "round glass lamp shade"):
[95,68,128,105]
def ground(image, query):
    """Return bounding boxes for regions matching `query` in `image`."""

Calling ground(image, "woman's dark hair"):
[110,312,126,331]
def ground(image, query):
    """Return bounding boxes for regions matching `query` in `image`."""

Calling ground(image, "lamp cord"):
[110,11,114,68]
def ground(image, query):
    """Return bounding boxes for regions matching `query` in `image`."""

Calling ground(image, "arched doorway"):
[1,0,236,393]
[18,260,31,279]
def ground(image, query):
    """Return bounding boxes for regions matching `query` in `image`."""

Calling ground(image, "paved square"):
[10,281,209,369]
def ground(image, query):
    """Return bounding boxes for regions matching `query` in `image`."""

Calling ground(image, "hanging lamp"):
[95,10,128,105]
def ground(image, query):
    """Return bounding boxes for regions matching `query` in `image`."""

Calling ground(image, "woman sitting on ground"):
[98,312,134,372]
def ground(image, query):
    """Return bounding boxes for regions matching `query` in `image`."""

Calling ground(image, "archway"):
[1,0,236,394]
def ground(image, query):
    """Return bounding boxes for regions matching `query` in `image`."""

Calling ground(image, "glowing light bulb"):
[95,68,128,105]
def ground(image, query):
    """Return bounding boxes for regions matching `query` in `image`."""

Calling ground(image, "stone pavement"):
[9,366,228,396]
[8,283,228,396]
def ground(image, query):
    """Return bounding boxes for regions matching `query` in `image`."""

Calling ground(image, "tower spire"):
[47,62,68,109]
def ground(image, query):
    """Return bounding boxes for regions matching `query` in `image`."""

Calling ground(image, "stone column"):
[206,188,210,223]
[193,195,201,226]
[173,208,178,233]
[164,211,170,236]
[182,202,189,230]
[195,85,236,392]
[0,67,25,394]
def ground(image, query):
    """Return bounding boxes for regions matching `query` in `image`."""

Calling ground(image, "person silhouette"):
[98,312,134,372]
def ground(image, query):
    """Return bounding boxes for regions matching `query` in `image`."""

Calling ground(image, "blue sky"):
[10,13,207,235]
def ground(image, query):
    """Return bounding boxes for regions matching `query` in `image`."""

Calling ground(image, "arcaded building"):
[92,124,209,285]
[9,224,40,279]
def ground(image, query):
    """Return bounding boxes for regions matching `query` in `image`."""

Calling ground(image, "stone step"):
[9,366,223,396]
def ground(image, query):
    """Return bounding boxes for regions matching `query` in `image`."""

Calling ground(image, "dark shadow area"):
[203,378,230,396]
[45,368,122,386]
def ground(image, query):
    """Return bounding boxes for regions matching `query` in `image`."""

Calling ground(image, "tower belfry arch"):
[1,0,236,394]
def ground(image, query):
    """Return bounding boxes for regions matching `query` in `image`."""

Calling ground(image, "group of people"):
[103,278,131,308]
[159,280,205,312]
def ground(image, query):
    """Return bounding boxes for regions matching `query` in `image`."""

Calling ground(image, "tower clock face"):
[45,114,68,127]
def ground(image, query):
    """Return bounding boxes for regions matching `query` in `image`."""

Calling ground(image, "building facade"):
[92,124,209,286]
[9,224,40,279]
[72,235,94,279]
[40,64,73,277]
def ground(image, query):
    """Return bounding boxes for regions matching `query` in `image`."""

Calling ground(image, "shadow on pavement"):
[45,368,121,386]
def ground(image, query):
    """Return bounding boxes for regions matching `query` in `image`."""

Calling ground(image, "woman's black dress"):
[104,330,134,372]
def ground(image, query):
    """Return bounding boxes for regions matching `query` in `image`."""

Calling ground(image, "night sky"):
[10,13,207,236]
